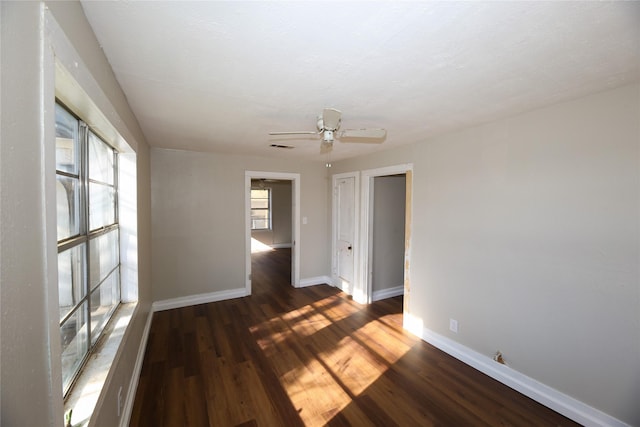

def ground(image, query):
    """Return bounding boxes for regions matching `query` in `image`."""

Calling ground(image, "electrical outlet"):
[117,386,123,417]
[449,318,458,333]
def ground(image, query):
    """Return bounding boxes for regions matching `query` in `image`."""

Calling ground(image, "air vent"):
[270,144,294,149]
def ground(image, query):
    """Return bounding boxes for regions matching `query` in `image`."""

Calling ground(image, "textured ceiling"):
[80,1,640,162]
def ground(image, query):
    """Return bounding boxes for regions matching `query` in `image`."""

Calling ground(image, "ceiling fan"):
[269,108,386,152]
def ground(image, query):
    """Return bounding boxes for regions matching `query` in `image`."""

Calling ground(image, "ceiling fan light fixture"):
[322,130,334,142]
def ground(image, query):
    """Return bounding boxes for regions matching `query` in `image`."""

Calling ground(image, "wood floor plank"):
[183,375,210,427]
[162,367,185,426]
[130,248,581,427]
[199,350,233,427]
[194,315,215,354]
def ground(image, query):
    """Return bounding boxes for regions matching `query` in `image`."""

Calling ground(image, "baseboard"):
[152,288,247,312]
[298,275,332,288]
[120,307,154,427]
[271,243,292,249]
[403,314,630,427]
[372,285,404,302]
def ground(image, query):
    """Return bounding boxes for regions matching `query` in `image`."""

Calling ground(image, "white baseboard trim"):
[120,308,154,427]
[403,314,629,427]
[271,243,292,249]
[152,288,248,312]
[372,285,404,302]
[298,275,332,288]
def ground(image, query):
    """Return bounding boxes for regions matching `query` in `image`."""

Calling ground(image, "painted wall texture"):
[150,148,330,302]
[1,3,54,425]
[331,84,640,425]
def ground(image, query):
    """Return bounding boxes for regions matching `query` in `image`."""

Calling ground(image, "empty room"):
[1,1,639,427]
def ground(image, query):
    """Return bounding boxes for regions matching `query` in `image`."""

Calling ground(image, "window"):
[250,188,271,230]
[55,102,120,396]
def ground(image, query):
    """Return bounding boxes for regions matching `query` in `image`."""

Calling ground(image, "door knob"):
[347,245,352,250]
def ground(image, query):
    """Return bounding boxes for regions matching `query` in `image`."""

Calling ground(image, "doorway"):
[245,171,300,295]
[370,174,406,301]
[360,164,413,304]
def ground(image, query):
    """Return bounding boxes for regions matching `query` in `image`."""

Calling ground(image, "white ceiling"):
[80,1,640,162]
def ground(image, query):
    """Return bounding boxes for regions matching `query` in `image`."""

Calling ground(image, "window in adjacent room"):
[250,187,271,230]
[55,102,121,397]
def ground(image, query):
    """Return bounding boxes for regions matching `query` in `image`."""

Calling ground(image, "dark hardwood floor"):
[130,248,580,426]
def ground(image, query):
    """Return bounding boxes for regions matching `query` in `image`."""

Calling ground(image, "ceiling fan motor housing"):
[322,130,335,143]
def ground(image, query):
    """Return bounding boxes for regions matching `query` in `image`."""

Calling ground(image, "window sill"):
[64,302,137,427]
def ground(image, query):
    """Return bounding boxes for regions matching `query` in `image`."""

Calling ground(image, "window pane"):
[251,210,269,220]
[55,102,122,397]
[88,132,114,184]
[55,104,79,174]
[251,199,269,209]
[89,230,119,289]
[90,271,120,344]
[61,303,89,393]
[89,183,115,230]
[251,188,270,230]
[251,189,269,199]
[58,244,86,321]
[56,176,81,241]
[252,219,269,229]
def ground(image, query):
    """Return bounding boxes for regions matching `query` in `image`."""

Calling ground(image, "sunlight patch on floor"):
[251,297,413,426]
[311,294,355,323]
[271,349,352,427]
[352,316,411,365]
[316,334,388,396]
[250,316,293,357]
[250,237,274,253]
[282,305,332,338]
[250,297,336,356]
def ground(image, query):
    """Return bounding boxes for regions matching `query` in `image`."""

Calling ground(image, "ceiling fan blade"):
[320,141,333,154]
[322,108,342,130]
[340,128,387,140]
[269,131,318,135]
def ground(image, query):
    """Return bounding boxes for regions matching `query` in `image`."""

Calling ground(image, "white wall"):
[1,3,54,425]
[331,84,640,426]
[372,175,406,294]
[151,148,329,301]
[251,180,292,246]
[0,2,153,426]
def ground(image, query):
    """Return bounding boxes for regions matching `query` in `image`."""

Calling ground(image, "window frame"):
[55,101,121,397]
[250,187,272,230]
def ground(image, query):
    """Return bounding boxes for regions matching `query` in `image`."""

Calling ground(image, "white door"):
[336,176,356,294]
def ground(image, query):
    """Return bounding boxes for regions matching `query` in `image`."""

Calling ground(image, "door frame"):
[331,171,360,299]
[245,171,301,295]
[360,164,413,304]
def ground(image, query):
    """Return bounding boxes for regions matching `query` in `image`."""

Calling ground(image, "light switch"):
[302,216,308,225]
